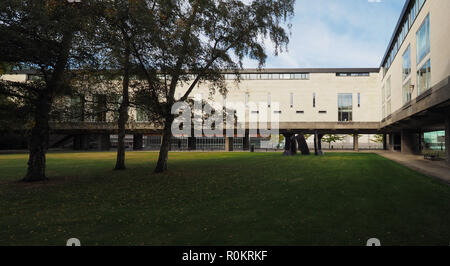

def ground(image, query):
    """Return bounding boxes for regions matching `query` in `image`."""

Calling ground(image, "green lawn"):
[0,151,449,246]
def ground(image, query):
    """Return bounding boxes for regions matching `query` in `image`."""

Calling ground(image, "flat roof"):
[220,68,380,73]
[380,0,415,67]
[5,68,380,75]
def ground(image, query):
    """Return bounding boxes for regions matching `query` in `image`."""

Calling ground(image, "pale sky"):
[243,0,406,68]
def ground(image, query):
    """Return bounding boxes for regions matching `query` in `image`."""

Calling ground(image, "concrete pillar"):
[383,133,387,150]
[188,137,196,151]
[446,116,450,166]
[73,134,89,150]
[133,134,143,150]
[313,132,323,155]
[353,134,359,151]
[318,134,323,151]
[225,137,234,152]
[99,134,111,150]
[243,131,250,151]
[401,129,419,154]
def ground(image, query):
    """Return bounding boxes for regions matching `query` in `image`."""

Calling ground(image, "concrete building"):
[0,0,448,164]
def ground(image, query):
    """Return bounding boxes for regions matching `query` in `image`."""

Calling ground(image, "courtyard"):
[0,152,449,246]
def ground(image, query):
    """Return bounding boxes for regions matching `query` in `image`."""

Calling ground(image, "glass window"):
[386,77,391,98]
[290,93,294,108]
[402,79,412,104]
[280,73,290,79]
[249,74,258,80]
[417,59,431,95]
[416,15,430,65]
[402,45,411,80]
[338,93,352,122]
[313,93,316,108]
[260,73,269,80]
[136,108,148,122]
[419,0,426,9]
[357,93,360,107]
[386,100,392,116]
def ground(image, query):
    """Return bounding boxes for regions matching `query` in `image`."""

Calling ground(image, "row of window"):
[384,0,426,71]
[245,92,361,111]
[223,73,310,80]
[336,73,370,77]
[383,12,431,119]
[136,93,360,123]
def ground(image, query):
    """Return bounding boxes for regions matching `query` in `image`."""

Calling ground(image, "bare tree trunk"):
[154,117,173,173]
[23,98,51,182]
[114,39,130,171]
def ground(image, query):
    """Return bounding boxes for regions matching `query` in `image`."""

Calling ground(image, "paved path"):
[373,151,450,184]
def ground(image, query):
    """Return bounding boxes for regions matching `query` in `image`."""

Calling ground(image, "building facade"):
[1,0,449,163]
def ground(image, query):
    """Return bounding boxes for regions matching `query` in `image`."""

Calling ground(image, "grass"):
[0,151,449,246]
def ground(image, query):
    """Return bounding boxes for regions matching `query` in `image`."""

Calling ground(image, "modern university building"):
[1,0,449,164]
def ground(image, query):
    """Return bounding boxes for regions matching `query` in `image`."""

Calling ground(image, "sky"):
[243,0,406,68]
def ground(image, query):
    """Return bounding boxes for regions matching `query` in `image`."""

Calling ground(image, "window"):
[386,100,392,116]
[293,73,310,80]
[296,111,304,114]
[136,108,148,122]
[338,93,352,122]
[403,79,412,104]
[336,73,369,77]
[313,93,316,108]
[319,111,327,114]
[416,14,430,65]
[267,93,271,108]
[357,93,360,108]
[417,59,431,95]
[274,111,282,114]
[260,74,269,80]
[280,73,290,79]
[290,93,294,108]
[402,45,411,80]
[223,72,309,80]
[249,74,258,80]
[386,77,391,98]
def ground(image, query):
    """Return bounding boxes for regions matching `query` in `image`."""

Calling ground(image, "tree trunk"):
[154,118,173,173]
[114,38,131,170]
[23,99,51,182]
[23,16,75,182]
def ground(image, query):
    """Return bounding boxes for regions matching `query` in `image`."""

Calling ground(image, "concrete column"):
[313,132,323,155]
[73,134,89,150]
[318,134,323,151]
[99,134,111,150]
[225,137,234,152]
[133,134,143,151]
[188,137,196,151]
[401,130,419,154]
[382,133,387,150]
[446,116,450,166]
[353,134,359,151]
[243,131,250,151]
